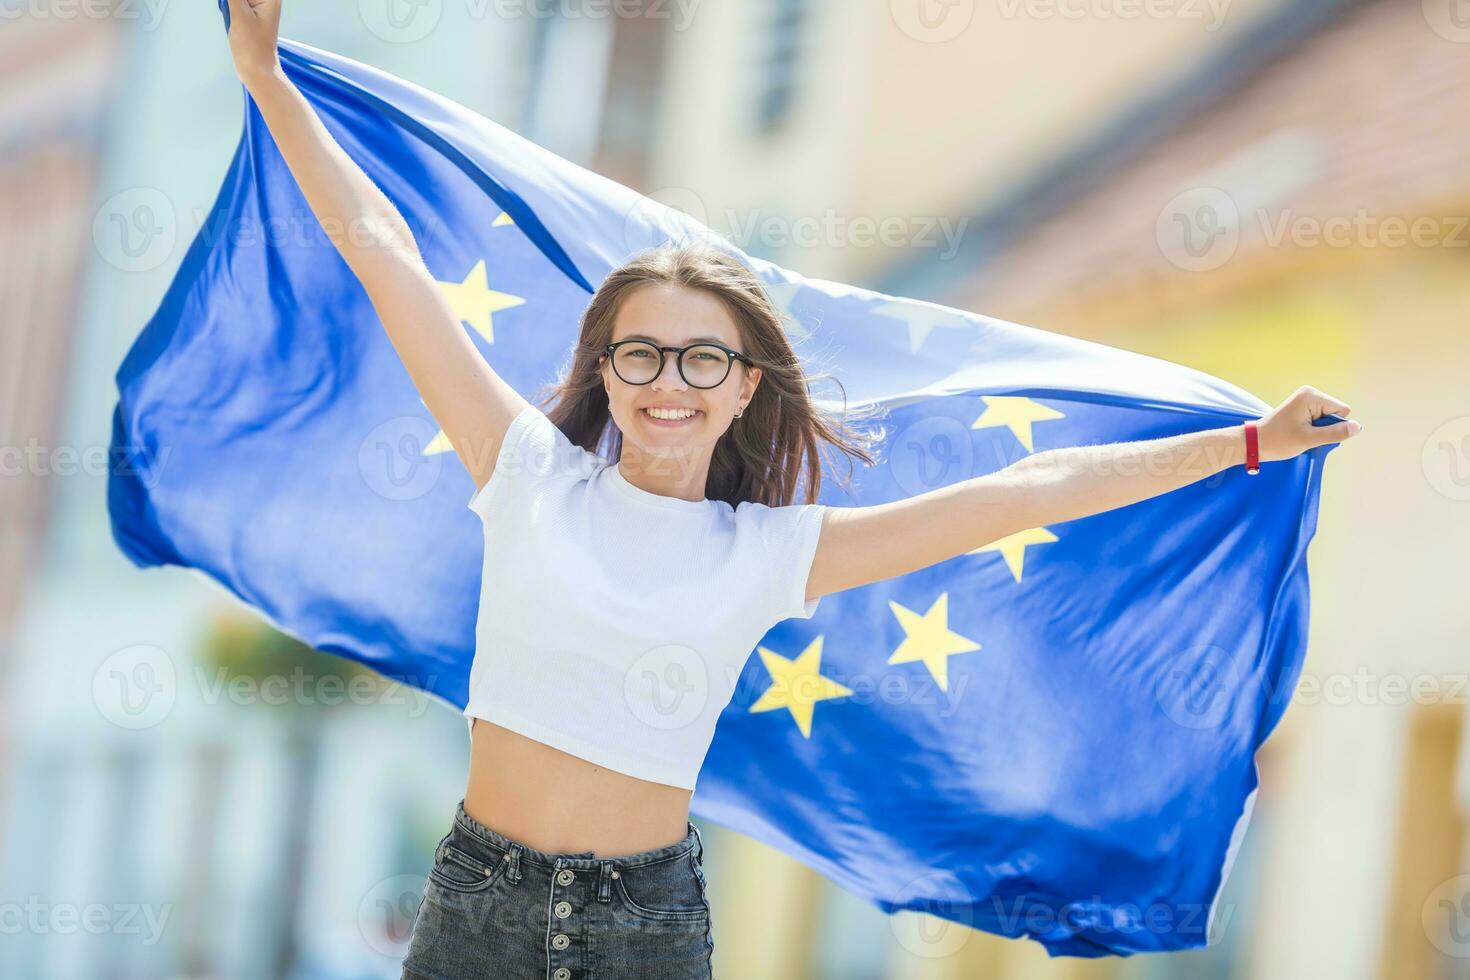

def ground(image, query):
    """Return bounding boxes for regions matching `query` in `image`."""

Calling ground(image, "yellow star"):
[437,258,526,344]
[971,396,1065,453]
[886,593,981,692]
[749,637,852,738]
[969,526,1058,582]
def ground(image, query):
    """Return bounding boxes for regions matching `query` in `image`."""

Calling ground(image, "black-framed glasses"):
[601,340,756,389]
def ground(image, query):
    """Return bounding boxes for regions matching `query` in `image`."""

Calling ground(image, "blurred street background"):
[1,0,1467,976]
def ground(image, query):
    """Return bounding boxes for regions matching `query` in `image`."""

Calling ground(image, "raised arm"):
[226,0,524,490]
[804,386,1362,602]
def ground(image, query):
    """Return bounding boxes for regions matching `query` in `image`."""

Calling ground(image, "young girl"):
[224,1,1362,976]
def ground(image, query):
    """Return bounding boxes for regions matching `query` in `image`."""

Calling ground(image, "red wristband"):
[1244,421,1260,475]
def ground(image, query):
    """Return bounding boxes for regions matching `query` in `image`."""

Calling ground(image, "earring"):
[735,406,744,418]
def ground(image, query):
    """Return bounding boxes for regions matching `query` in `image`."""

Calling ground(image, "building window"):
[753,0,809,134]
[523,0,616,167]
[593,9,671,188]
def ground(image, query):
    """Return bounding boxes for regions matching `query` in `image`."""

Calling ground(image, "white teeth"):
[644,407,699,420]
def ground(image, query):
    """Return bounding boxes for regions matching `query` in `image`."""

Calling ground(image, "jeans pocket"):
[612,853,709,922]
[427,834,507,895]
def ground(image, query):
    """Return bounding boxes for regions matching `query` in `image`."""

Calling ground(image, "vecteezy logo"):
[359,0,443,44]
[1156,187,1240,272]
[358,873,428,959]
[1422,415,1470,501]
[887,869,975,958]
[625,644,709,731]
[1423,0,1470,43]
[358,414,445,502]
[93,187,178,274]
[1423,874,1470,958]
[890,0,975,43]
[1156,643,1239,730]
[888,415,976,497]
[93,643,178,729]
[621,186,712,256]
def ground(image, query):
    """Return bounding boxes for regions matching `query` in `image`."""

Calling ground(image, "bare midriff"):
[463,716,694,859]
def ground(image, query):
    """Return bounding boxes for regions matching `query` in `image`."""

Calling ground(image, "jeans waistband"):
[452,798,704,872]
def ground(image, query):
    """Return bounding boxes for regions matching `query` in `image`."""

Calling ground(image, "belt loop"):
[691,822,703,864]
[507,843,523,884]
[598,860,614,902]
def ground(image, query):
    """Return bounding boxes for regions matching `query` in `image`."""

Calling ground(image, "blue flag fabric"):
[109,11,1336,957]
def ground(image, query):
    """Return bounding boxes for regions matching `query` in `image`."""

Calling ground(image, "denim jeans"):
[400,799,714,980]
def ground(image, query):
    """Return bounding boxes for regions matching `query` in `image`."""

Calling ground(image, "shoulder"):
[467,403,602,516]
[732,499,830,621]
[501,404,603,479]
[733,498,828,549]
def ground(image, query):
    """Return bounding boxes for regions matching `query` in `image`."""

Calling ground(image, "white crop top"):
[464,402,828,790]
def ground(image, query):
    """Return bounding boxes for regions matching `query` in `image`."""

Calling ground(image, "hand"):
[1256,385,1362,463]
[226,0,282,83]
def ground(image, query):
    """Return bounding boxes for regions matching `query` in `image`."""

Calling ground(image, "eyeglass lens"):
[612,342,733,388]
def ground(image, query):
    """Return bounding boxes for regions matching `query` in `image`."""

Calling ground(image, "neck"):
[616,446,711,503]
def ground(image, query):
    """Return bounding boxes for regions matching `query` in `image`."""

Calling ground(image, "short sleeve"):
[748,501,828,622]
[467,403,595,519]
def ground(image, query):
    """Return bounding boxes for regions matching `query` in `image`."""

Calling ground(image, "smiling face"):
[598,282,762,459]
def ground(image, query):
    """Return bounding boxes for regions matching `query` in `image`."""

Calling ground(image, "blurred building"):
[888,2,1469,977]
[0,3,603,978]
[5,0,1465,978]
[0,9,125,729]
[887,2,1470,975]
[644,0,1300,283]
[645,0,1470,978]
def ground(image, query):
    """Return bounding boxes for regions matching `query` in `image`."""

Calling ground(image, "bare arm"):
[804,386,1362,603]
[226,0,524,489]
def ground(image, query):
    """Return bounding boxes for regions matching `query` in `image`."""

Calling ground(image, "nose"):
[650,351,688,391]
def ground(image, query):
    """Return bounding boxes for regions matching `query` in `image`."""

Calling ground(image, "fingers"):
[224,0,267,20]
[1294,385,1350,421]
[1320,418,1363,444]
[1282,385,1361,449]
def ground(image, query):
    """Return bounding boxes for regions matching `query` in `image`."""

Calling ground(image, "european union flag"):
[109,8,1336,957]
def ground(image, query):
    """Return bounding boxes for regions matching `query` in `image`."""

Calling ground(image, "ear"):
[741,365,762,403]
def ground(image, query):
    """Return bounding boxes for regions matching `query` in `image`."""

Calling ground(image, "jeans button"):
[552,933,570,950]
[553,969,571,980]
[554,900,572,918]
[556,869,575,885]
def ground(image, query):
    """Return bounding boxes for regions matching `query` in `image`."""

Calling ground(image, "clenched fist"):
[225,0,283,83]
[1256,385,1363,463]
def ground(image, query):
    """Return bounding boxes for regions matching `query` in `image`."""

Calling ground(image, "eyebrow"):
[619,333,731,346]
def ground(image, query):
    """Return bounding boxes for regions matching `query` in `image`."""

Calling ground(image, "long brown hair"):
[534,239,880,508]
